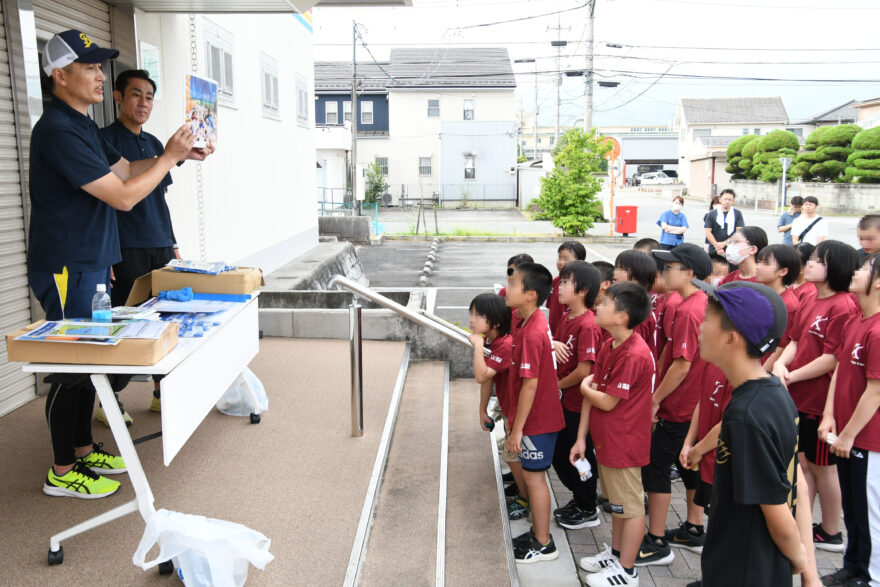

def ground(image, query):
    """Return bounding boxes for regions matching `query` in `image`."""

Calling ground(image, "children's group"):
[466,213,880,587]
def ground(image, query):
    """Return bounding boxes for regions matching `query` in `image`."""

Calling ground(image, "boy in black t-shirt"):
[693,280,809,586]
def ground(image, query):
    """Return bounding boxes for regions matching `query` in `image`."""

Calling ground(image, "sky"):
[312,0,880,129]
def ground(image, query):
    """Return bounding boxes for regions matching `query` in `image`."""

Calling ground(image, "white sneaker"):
[586,560,639,587]
[579,543,618,573]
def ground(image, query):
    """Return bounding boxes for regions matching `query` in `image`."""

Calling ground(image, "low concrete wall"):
[318,216,371,244]
[262,241,368,291]
[731,180,880,215]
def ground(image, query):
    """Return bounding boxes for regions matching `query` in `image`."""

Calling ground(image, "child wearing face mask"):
[719,226,768,284]
[657,196,689,251]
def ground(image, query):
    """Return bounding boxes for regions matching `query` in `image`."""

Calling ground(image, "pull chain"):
[189,14,207,262]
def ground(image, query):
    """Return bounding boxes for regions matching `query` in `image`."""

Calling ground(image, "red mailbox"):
[615,205,637,236]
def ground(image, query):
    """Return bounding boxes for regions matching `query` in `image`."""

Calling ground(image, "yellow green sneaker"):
[95,406,134,428]
[43,462,120,499]
[150,395,161,413]
[77,443,126,475]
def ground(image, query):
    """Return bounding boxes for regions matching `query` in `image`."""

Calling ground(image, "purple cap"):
[692,279,788,354]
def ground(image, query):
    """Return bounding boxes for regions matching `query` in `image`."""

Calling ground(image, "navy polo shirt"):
[100,120,175,248]
[28,96,122,274]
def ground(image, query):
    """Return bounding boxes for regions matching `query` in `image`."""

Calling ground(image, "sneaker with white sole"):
[664,522,705,554]
[579,543,618,573]
[508,498,530,520]
[557,505,601,530]
[77,442,126,475]
[586,560,639,587]
[554,498,577,519]
[514,533,559,564]
[813,522,845,552]
[43,462,120,499]
[95,406,133,428]
[634,535,674,567]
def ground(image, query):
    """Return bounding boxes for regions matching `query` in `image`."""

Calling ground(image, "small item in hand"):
[574,457,592,481]
[826,432,838,445]
[484,419,495,431]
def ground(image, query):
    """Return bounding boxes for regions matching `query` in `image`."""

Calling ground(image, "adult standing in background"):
[656,195,689,250]
[704,189,745,256]
[778,195,804,246]
[791,196,827,246]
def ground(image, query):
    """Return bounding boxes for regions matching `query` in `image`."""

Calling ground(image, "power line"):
[610,42,880,52]
[455,2,589,30]
[595,64,675,112]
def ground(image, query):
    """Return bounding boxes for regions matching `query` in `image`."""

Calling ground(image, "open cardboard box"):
[6,321,179,366]
[148,266,263,297]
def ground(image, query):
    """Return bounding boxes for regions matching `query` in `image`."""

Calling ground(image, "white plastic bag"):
[133,509,274,587]
[216,367,268,416]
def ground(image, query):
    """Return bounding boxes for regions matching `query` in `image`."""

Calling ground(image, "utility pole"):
[549,17,568,147]
[514,57,539,159]
[584,1,596,132]
[351,20,360,215]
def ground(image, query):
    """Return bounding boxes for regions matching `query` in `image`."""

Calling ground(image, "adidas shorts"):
[799,412,837,466]
[519,431,557,472]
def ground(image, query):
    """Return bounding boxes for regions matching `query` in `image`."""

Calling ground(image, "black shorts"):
[799,412,837,466]
[694,481,713,508]
[111,245,176,307]
[642,419,701,493]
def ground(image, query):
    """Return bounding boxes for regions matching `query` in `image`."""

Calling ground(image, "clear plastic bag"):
[133,509,274,587]
[216,367,268,417]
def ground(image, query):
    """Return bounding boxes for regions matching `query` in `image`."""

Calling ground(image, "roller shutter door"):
[0,5,36,416]
[33,0,111,46]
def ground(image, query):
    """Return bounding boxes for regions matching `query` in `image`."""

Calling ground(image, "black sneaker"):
[508,498,530,520]
[512,528,534,548]
[502,471,515,484]
[557,505,601,530]
[685,582,702,587]
[821,568,857,586]
[597,494,609,506]
[813,522,845,552]
[514,533,559,564]
[505,484,519,501]
[634,534,675,567]
[554,498,577,519]
[670,464,681,482]
[664,523,705,553]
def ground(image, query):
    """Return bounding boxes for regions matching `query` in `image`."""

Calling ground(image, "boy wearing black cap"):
[638,243,713,565]
[695,280,808,586]
[29,30,194,499]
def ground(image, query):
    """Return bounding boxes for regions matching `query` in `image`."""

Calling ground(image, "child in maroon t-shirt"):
[550,261,602,530]
[505,263,565,564]
[572,282,654,585]
[773,240,860,552]
[614,250,659,361]
[718,226,767,284]
[547,242,586,333]
[755,244,803,373]
[819,254,880,585]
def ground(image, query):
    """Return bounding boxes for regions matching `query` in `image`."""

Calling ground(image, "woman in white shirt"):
[790,196,827,245]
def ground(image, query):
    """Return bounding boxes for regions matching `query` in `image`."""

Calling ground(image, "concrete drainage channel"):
[419,237,441,286]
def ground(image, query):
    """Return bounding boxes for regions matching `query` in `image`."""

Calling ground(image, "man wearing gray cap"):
[28,29,194,499]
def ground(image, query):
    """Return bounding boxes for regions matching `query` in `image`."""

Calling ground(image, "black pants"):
[111,246,175,307]
[838,447,879,582]
[552,407,598,511]
[44,374,131,466]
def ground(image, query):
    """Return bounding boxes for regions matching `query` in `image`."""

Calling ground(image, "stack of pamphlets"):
[166,259,236,275]
[111,306,161,321]
[16,320,171,345]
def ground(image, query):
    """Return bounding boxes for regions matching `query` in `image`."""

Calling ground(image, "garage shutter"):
[33,0,111,46]
[0,5,36,416]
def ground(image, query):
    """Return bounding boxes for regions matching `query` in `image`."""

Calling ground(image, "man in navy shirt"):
[98,70,213,422]
[28,30,194,500]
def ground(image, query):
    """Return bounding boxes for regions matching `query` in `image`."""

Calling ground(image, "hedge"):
[847,150,880,164]
[817,124,862,147]
[741,139,761,160]
[852,127,880,150]
[817,146,852,159]
[852,158,880,170]
[756,130,800,153]
[726,135,757,159]
[845,166,880,180]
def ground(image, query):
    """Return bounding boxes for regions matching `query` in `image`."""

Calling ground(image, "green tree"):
[536,128,610,235]
[364,161,389,204]
[795,124,860,182]
[751,130,800,182]
[725,135,757,180]
[846,127,880,183]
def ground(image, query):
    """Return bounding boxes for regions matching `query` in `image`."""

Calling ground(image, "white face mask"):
[725,243,749,265]
[710,276,722,286]
[671,203,683,212]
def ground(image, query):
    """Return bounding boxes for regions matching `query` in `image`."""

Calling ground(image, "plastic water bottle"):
[91,284,112,322]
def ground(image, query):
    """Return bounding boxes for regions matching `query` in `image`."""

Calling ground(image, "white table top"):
[22,293,259,376]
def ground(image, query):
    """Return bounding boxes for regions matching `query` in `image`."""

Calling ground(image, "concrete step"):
[445,379,511,584]
[361,361,446,586]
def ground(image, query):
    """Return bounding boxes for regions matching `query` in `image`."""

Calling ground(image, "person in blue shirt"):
[777,196,803,246]
[656,196,689,250]
[99,70,213,422]
[28,30,194,500]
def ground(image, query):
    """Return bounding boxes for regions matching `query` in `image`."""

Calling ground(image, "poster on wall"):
[184,73,218,149]
[139,42,161,101]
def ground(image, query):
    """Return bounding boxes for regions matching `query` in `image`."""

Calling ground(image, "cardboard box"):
[6,321,179,366]
[150,266,264,296]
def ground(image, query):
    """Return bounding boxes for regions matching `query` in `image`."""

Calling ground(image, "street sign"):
[603,137,621,161]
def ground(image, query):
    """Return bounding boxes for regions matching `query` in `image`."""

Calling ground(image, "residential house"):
[854,96,880,130]
[787,100,859,138]
[316,48,517,205]
[675,97,789,186]
[0,0,407,415]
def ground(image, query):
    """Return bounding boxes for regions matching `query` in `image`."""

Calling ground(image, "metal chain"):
[189,14,207,262]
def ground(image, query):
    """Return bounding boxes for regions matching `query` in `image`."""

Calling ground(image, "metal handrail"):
[329,275,490,356]
[417,307,472,339]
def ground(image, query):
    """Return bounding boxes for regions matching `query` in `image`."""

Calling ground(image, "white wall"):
[133,11,317,274]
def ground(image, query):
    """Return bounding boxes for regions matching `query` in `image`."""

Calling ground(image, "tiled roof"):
[314,61,390,93]
[791,100,858,125]
[681,97,788,124]
[386,47,515,89]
